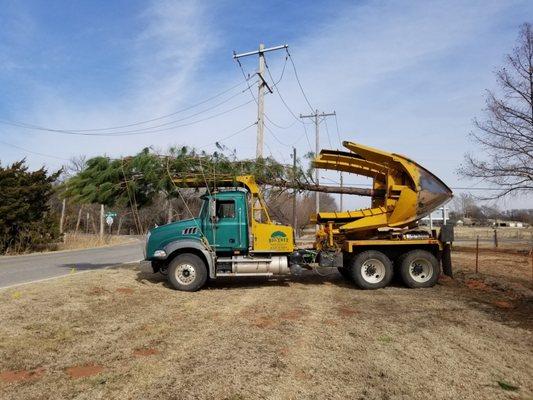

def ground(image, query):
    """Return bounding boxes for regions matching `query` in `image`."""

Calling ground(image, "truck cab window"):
[216,200,235,219]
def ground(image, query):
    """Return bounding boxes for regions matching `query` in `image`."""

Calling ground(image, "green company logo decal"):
[269,230,288,244]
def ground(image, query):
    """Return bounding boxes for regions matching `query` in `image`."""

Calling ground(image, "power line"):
[0,139,69,161]
[334,113,342,148]
[1,122,258,163]
[238,54,297,131]
[263,55,313,152]
[0,78,253,134]
[3,99,255,137]
[286,49,314,113]
[262,57,298,130]
[450,187,514,191]
[291,122,314,153]
[263,53,302,123]
[101,87,254,135]
[233,43,288,159]
[108,99,255,136]
[264,121,291,147]
[198,121,258,149]
[101,87,255,135]
[267,55,288,87]
[1,87,255,136]
[322,116,333,148]
[300,110,336,231]
[264,139,288,164]
[235,48,314,155]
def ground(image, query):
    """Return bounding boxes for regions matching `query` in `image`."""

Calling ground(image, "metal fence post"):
[475,236,479,274]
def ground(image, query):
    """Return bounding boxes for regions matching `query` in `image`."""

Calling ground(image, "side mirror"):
[209,198,217,223]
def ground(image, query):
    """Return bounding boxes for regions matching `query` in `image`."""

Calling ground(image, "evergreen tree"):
[0,160,60,253]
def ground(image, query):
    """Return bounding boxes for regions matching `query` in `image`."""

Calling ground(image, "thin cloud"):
[0,0,531,208]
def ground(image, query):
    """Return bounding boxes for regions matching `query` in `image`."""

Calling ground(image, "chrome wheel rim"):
[176,263,196,285]
[408,258,433,283]
[361,259,386,283]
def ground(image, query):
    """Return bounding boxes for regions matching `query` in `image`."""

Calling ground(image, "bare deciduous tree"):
[61,155,87,180]
[459,23,533,198]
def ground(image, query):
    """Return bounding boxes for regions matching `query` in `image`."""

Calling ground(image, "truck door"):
[205,198,246,252]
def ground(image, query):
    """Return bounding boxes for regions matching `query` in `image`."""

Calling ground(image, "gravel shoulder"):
[0,251,531,400]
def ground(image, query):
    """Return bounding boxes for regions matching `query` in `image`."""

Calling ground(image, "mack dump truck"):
[141,141,454,291]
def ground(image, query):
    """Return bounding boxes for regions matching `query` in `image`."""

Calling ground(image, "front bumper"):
[139,260,154,274]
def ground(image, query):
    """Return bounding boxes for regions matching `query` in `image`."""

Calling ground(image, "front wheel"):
[399,250,440,288]
[349,250,393,289]
[168,254,208,292]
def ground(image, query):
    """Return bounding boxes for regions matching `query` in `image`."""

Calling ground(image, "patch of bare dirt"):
[465,279,491,291]
[116,287,134,295]
[0,368,45,383]
[279,308,307,321]
[336,305,358,317]
[133,348,160,357]
[65,364,103,379]
[252,316,277,329]
[493,300,514,309]
[87,286,108,296]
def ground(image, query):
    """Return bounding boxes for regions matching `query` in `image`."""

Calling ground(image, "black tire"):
[399,250,440,288]
[349,250,393,290]
[167,253,208,292]
[337,267,353,281]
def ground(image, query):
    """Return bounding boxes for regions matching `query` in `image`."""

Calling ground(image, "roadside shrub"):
[0,160,60,254]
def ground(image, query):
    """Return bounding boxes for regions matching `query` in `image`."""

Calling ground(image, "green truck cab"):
[145,190,248,261]
[142,189,281,291]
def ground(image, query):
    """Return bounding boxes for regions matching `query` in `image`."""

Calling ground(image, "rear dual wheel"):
[349,250,394,290]
[398,250,439,288]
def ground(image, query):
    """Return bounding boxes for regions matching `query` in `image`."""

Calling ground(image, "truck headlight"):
[153,250,167,259]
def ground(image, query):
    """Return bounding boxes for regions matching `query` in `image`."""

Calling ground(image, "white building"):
[419,206,449,228]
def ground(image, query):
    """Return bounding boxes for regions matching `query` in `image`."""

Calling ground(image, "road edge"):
[0,239,142,260]
[0,259,143,291]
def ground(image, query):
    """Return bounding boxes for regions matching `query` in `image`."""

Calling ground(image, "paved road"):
[0,241,144,289]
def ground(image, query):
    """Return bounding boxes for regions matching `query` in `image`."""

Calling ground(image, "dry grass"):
[454,226,533,240]
[0,251,532,399]
[453,248,533,290]
[57,234,135,251]
[451,226,533,251]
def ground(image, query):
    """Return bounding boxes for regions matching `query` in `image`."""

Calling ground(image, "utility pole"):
[59,198,66,235]
[292,147,297,235]
[233,43,288,159]
[99,204,104,240]
[300,110,336,231]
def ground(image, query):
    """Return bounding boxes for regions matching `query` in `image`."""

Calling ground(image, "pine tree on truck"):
[140,141,454,291]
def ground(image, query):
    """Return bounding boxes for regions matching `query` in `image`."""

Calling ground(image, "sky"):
[0,0,532,210]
